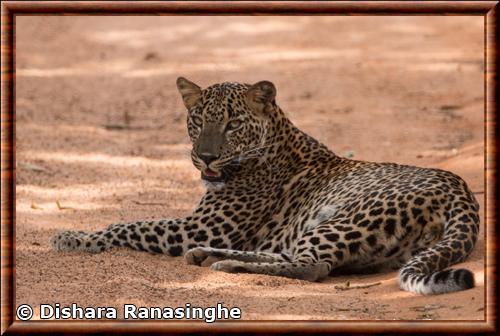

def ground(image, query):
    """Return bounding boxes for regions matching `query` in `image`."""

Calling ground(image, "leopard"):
[50,77,480,295]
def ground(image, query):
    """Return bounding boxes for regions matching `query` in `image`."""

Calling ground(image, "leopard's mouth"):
[201,168,226,182]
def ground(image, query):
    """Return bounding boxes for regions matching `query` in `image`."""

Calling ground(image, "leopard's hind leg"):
[399,224,479,294]
[398,196,480,295]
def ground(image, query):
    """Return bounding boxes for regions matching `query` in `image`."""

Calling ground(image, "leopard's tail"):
[398,200,480,295]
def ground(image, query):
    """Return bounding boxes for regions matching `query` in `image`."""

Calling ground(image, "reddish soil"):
[15,16,484,320]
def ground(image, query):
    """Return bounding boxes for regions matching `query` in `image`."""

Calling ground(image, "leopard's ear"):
[176,77,202,110]
[246,80,276,116]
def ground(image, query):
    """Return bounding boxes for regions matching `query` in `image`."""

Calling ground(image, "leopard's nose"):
[198,153,219,165]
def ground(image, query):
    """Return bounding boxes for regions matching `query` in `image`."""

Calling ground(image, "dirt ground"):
[15,16,485,321]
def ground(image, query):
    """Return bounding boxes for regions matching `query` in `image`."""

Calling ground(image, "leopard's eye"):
[191,116,203,127]
[226,119,242,132]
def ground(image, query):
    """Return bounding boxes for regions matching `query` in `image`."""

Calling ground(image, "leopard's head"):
[176,77,276,186]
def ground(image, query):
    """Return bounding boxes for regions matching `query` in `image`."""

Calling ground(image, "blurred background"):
[15,16,485,320]
[16,16,484,163]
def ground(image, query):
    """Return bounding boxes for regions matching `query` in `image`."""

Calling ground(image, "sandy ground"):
[15,16,484,321]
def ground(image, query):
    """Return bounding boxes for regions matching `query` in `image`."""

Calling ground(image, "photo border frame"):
[1,1,498,334]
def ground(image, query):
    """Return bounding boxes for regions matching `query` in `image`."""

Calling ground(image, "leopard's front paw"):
[50,230,86,252]
[210,260,246,273]
[185,247,222,267]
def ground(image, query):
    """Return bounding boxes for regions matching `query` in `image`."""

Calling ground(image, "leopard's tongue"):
[204,168,220,177]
